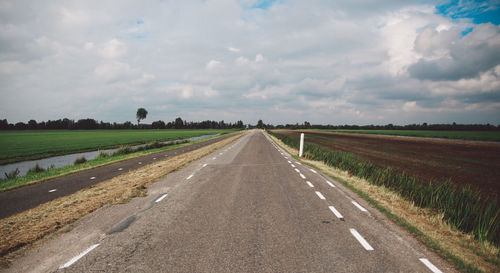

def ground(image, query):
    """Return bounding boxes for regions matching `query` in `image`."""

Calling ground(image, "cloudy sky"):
[1,0,499,125]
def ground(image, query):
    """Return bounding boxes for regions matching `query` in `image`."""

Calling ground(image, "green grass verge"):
[269,131,500,247]
[0,133,234,192]
[304,129,500,142]
[0,129,237,165]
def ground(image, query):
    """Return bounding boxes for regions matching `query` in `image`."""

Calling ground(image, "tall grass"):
[269,131,500,246]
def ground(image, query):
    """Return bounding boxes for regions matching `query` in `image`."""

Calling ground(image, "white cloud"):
[99,39,126,59]
[206,60,222,71]
[1,0,499,125]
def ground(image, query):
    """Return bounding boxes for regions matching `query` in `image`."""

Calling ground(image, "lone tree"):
[136,108,148,126]
[257,119,264,129]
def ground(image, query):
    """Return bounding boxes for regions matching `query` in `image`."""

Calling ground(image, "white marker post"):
[299,133,304,157]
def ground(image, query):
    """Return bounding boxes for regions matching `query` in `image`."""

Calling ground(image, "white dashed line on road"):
[419,258,443,273]
[90,177,96,180]
[59,244,100,269]
[138,162,142,165]
[212,157,216,160]
[287,160,292,163]
[186,174,194,180]
[306,181,314,188]
[118,168,123,171]
[328,205,344,219]
[155,194,168,203]
[350,229,374,251]
[295,168,300,173]
[48,189,57,193]
[202,163,208,167]
[300,173,306,179]
[352,201,368,212]
[325,180,335,187]
[315,191,326,200]
[291,164,296,168]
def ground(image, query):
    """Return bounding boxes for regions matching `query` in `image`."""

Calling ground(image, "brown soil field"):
[276,130,500,198]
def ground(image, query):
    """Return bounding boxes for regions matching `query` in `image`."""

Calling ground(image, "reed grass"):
[269,131,500,246]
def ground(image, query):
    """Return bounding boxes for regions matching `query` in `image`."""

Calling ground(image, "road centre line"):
[287,160,292,163]
[350,229,374,251]
[352,201,368,212]
[419,258,443,273]
[325,180,336,188]
[295,168,300,173]
[291,164,296,168]
[306,181,314,188]
[328,206,344,219]
[186,174,194,180]
[315,191,326,200]
[90,177,96,180]
[59,244,100,269]
[155,193,168,203]
[300,173,306,179]
[202,163,208,167]
[118,168,123,171]
[48,189,57,193]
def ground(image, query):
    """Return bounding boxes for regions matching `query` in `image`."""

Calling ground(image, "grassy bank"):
[309,129,500,142]
[0,129,236,165]
[269,131,500,246]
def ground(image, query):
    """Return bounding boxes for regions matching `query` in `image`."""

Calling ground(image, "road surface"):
[6,131,454,273]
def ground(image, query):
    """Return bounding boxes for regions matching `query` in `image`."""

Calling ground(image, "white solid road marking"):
[352,201,368,212]
[325,180,336,188]
[295,168,300,173]
[419,258,443,273]
[118,168,123,171]
[90,177,96,180]
[328,206,344,219]
[306,181,314,188]
[315,191,326,200]
[300,173,306,179]
[202,163,208,167]
[350,229,374,251]
[309,168,317,174]
[291,164,296,168]
[59,244,100,269]
[48,189,57,193]
[187,174,194,180]
[155,193,168,203]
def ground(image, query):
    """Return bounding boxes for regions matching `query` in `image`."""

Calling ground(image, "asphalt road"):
[6,131,454,273]
[0,133,236,219]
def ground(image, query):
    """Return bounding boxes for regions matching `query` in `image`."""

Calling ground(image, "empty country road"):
[7,130,454,273]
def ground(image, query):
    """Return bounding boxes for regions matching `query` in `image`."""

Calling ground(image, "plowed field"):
[276,130,500,198]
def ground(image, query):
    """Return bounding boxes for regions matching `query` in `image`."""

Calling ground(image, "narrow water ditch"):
[0,134,219,178]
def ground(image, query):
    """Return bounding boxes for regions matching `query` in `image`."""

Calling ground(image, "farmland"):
[270,129,500,245]
[276,130,500,197]
[306,129,500,142]
[0,129,235,165]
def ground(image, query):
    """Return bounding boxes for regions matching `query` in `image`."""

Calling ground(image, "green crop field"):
[0,129,236,165]
[308,129,500,142]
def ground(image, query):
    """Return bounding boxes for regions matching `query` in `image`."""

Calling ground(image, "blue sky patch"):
[436,0,500,25]
[251,0,277,10]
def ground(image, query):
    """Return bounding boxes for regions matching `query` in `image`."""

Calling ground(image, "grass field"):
[310,129,500,142]
[0,129,236,165]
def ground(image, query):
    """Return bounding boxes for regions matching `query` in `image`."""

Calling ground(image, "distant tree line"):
[0,118,245,130]
[257,121,500,131]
